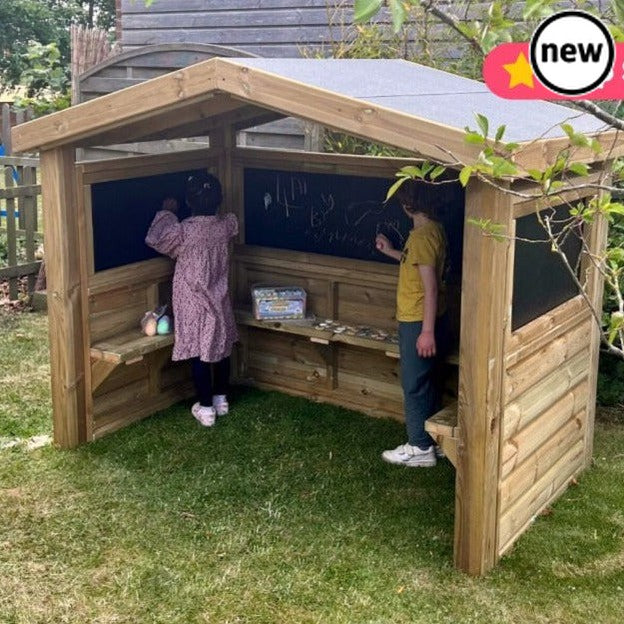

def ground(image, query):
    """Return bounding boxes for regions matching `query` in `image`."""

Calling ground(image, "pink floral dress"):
[145,211,239,362]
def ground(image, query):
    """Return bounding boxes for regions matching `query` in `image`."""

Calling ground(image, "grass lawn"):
[1,311,623,624]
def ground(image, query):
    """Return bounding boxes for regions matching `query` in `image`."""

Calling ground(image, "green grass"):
[1,311,624,623]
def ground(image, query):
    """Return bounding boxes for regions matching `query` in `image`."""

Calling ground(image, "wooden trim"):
[233,146,425,176]
[88,257,174,295]
[454,180,513,575]
[41,148,88,448]
[79,148,220,184]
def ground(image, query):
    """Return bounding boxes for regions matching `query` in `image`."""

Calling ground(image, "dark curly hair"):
[186,172,223,216]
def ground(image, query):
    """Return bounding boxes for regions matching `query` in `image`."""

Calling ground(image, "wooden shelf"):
[425,401,459,467]
[235,309,459,364]
[90,329,174,365]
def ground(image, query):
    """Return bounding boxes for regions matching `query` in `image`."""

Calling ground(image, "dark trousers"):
[191,357,231,407]
[398,316,448,449]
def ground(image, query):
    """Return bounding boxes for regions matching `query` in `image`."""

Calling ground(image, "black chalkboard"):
[91,169,202,272]
[244,167,464,273]
[512,204,582,330]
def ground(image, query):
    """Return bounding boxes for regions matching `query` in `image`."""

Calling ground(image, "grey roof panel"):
[229,58,607,142]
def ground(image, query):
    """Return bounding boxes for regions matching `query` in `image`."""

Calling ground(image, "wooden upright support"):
[40,148,87,448]
[455,180,513,575]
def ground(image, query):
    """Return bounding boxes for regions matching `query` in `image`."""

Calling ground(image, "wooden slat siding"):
[455,180,512,575]
[77,43,256,102]
[504,318,592,403]
[503,348,590,440]
[498,438,586,554]
[505,295,587,360]
[499,409,588,513]
[41,148,88,448]
[500,380,588,479]
[93,382,194,439]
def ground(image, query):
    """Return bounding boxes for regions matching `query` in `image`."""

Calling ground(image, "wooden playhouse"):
[12,58,620,575]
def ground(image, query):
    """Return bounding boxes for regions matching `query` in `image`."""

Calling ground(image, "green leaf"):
[475,113,489,138]
[353,0,384,23]
[504,142,520,152]
[591,139,603,154]
[561,123,575,139]
[398,165,421,178]
[495,125,506,142]
[386,177,407,201]
[430,165,446,180]
[465,131,485,145]
[388,0,408,32]
[528,169,543,181]
[567,162,590,176]
[459,166,473,187]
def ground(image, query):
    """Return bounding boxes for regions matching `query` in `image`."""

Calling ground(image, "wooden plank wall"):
[79,149,220,440]
[498,294,593,555]
[230,148,461,421]
[118,1,604,60]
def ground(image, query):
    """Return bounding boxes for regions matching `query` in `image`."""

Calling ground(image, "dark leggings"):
[191,357,231,407]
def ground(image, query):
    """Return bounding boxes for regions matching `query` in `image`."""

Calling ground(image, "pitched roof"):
[12,58,618,169]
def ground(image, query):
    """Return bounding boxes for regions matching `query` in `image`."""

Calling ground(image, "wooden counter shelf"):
[234,309,459,364]
[425,401,459,468]
[90,329,174,391]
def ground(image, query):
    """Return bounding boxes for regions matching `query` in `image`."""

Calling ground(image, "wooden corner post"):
[455,180,513,575]
[41,147,88,448]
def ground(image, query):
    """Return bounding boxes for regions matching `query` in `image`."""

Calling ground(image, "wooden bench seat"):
[425,401,459,467]
[90,329,174,391]
[90,329,174,365]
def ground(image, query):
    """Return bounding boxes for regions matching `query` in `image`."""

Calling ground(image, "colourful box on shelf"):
[252,286,307,320]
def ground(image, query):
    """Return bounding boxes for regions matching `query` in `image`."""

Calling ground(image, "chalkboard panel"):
[512,204,582,330]
[91,169,202,272]
[243,167,465,273]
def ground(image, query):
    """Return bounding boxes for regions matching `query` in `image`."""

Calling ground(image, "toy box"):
[252,285,307,320]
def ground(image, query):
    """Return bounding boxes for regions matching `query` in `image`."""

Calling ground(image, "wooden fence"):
[1,103,42,300]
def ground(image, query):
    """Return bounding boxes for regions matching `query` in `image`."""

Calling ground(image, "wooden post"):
[455,180,513,575]
[582,194,609,467]
[40,147,88,448]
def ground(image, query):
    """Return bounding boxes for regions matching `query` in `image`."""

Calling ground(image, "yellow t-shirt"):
[396,220,447,322]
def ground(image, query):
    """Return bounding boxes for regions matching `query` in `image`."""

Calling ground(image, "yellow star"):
[503,52,534,89]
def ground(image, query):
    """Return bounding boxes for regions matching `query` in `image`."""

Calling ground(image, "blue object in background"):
[0,143,21,183]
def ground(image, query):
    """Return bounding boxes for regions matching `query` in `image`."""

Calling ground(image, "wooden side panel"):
[41,148,88,448]
[497,230,599,556]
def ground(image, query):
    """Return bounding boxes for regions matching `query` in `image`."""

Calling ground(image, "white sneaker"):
[382,443,437,467]
[212,395,229,416]
[191,402,216,427]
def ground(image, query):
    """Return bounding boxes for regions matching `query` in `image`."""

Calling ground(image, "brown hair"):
[395,178,445,220]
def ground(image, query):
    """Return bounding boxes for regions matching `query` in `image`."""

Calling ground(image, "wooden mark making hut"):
[12,58,620,575]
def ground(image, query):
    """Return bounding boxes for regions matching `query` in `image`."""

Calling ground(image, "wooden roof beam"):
[74,93,243,147]
[13,59,220,152]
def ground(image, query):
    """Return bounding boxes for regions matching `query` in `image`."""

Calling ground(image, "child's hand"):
[417,331,436,358]
[375,233,394,254]
[162,197,179,213]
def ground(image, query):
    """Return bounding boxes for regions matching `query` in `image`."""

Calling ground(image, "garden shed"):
[12,57,620,575]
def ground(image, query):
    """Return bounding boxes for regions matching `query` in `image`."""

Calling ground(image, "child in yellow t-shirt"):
[375,179,448,467]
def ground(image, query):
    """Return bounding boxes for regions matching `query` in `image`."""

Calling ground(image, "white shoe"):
[212,395,229,416]
[382,443,437,467]
[434,445,445,459]
[191,402,216,427]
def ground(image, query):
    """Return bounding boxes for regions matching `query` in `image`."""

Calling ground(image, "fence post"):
[1,103,12,155]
